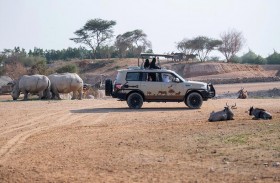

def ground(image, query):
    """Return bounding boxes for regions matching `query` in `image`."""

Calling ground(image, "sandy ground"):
[214,82,280,94]
[0,83,280,182]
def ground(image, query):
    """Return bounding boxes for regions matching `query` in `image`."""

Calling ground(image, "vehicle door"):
[124,72,142,92]
[161,72,185,100]
[140,72,162,100]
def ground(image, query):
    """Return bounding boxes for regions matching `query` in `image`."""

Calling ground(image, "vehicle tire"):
[185,92,203,109]
[127,93,143,109]
[105,79,113,96]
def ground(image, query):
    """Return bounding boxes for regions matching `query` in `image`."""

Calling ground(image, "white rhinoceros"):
[11,75,51,100]
[48,73,83,100]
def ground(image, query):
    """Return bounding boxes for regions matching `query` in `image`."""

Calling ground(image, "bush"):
[241,50,266,64]
[56,64,78,73]
[21,56,47,67]
[29,60,48,75]
[230,55,241,63]
[4,61,27,79]
[253,56,266,65]
[267,51,280,64]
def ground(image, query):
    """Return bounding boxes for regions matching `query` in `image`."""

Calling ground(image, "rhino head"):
[11,80,20,100]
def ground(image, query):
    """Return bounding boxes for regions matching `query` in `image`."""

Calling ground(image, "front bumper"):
[207,83,216,98]
[200,84,215,100]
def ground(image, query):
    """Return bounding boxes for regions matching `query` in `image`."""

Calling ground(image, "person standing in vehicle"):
[149,58,160,69]
[144,59,150,69]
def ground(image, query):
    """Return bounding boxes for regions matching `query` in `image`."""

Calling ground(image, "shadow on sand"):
[70,107,195,114]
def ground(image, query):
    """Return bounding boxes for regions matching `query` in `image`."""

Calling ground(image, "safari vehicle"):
[105,53,215,109]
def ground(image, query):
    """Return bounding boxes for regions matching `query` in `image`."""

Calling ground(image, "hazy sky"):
[0,0,279,58]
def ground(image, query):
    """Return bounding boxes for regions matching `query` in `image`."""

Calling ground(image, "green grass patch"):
[224,134,250,144]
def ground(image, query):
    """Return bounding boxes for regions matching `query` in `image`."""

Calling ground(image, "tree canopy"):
[218,29,245,62]
[70,18,116,59]
[115,29,151,58]
[176,36,222,62]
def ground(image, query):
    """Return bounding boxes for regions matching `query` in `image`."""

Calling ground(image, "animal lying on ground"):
[208,103,235,122]
[249,106,272,120]
[48,73,83,100]
[237,88,248,99]
[11,75,51,100]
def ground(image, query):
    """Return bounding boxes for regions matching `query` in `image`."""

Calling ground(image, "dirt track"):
[0,84,280,182]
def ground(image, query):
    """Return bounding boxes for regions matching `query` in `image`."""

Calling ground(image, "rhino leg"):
[42,89,51,99]
[38,91,44,99]
[78,89,83,100]
[51,91,56,99]
[52,89,61,100]
[23,91,28,100]
[71,91,77,100]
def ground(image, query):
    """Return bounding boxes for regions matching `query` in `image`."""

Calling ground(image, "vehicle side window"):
[126,72,140,81]
[141,73,149,81]
[146,72,161,82]
[161,73,177,83]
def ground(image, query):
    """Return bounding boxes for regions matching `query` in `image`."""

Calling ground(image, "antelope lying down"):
[237,87,248,99]
[249,106,272,120]
[208,103,236,122]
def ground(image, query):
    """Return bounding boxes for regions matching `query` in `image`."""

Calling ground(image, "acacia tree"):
[131,29,151,53]
[176,36,222,61]
[70,18,116,59]
[176,39,196,55]
[115,34,131,58]
[218,29,245,62]
[115,29,151,58]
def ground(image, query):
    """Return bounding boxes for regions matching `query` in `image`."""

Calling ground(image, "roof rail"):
[138,53,173,68]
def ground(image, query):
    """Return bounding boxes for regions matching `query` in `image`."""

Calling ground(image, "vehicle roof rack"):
[138,53,173,69]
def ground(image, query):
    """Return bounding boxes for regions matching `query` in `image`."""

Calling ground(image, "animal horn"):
[231,103,237,109]
[226,102,229,107]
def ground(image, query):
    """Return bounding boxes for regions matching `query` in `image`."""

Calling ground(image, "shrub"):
[29,60,48,75]
[4,61,27,79]
[241,50,266,65]
[56,64,78,73]
[267,51,280,64]
[253,55,266,65]
[21,56,47,67]
[230,55,241,63]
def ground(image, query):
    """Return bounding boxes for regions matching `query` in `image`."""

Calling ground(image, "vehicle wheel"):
[127,93,143,109]
[185,92,203,109]
[105,79,113,96]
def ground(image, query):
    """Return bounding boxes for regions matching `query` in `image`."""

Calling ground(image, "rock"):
[263,162,269,167]
[272,162,280,167]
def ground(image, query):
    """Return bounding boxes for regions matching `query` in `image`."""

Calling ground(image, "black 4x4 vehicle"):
[105,53,215,109]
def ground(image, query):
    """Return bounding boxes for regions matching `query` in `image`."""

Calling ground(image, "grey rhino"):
[48,73,83,100]
[11,75,51,100]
